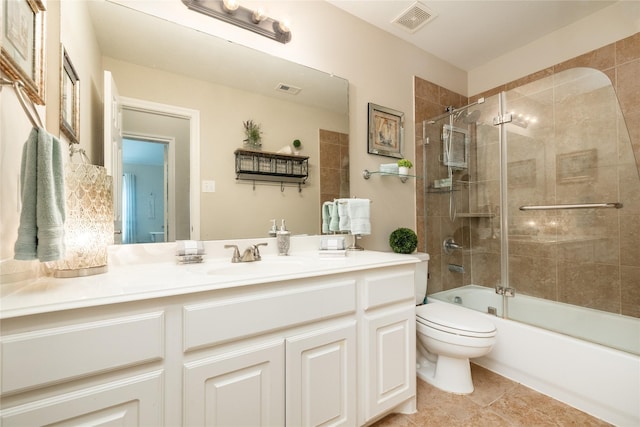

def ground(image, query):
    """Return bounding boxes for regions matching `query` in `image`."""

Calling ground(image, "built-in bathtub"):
[428,285,640,426]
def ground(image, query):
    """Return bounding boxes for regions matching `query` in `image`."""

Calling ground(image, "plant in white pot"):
[292,139,302,155]
[397,158,413,176]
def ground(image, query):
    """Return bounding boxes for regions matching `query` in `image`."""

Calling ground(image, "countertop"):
[1,237,422,319]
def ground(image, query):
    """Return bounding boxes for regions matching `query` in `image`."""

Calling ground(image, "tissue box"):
[176,240,205,256]
[320,236,346,250]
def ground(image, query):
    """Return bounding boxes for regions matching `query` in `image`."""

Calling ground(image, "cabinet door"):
[183,339,285,426]
[286,321,357,427]
[0,371,163,426]
[363,306,415,421]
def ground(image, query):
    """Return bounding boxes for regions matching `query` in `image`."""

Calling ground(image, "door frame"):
[119,96,200,240]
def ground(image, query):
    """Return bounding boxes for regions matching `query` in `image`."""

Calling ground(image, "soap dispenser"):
[268,219,278,237]
[276,219,290,256]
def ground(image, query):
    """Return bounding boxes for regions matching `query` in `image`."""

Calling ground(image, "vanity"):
[0,237,419,426]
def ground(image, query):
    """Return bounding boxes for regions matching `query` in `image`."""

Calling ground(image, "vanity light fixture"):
[181,0,292,44]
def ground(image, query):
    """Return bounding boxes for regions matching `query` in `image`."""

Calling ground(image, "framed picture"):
[1,0,46,105]
[368,103,404,159]
[60,46,80,144]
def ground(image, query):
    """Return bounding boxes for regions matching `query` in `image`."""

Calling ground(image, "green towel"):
[14,128,66,261]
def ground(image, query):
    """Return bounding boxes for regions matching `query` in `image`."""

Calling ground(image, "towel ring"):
[0,77,44,129]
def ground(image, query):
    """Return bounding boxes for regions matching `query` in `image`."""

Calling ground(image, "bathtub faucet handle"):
[443,237,464,255]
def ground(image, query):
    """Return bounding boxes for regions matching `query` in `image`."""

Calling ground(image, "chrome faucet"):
[225,243,268,263]
[443,237,463,255]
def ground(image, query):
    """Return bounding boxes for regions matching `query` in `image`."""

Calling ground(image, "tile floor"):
[371,364,610,427]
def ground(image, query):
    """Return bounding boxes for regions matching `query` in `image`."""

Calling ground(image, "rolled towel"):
[348,198,371,236]
[329,200,340,232]
[322,201,333,234]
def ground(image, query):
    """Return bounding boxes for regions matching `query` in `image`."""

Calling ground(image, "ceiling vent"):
[275,83,301,95]
[392,2,437,33]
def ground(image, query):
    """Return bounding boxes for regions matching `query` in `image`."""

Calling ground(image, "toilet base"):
[416,354,474,395]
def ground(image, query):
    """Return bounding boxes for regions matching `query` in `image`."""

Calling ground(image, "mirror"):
[79,0,349,242]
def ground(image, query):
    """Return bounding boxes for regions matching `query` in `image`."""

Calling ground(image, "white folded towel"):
[348,198,371,236]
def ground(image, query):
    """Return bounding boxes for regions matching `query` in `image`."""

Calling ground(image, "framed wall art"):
[367,103,404,159]
[60,46,80,144]
[1,0,46,105]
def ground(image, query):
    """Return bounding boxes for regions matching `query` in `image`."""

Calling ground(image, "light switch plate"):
[202,180,215,192]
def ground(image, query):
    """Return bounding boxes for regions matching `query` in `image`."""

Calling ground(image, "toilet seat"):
[416,303,496,338]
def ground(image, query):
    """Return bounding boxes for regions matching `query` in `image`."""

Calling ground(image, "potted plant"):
[243,120,262,149]
[292,139,302,154]
[397,158,413,176]
[389,228,418,254]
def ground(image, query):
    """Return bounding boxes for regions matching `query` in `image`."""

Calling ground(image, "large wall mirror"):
[74,0,349,243]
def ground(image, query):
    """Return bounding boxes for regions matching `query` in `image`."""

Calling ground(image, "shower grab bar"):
[519,202,623,211]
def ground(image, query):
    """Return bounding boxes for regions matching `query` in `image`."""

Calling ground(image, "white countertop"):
[1,237,421,319]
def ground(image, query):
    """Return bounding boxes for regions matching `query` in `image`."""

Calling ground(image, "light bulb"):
[222,0,239,14]
[252,8,265,23]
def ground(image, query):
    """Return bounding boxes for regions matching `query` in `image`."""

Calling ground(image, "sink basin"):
[185,256,313,276]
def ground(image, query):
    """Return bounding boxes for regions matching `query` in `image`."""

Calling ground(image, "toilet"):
[413,253,497,394]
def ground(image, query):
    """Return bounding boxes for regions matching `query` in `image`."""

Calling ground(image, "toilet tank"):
[413,252,430,305]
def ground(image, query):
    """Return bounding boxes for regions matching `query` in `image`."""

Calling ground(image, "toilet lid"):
[416,303,496,337]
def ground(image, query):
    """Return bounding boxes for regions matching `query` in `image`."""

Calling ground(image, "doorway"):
[121,137,169,244]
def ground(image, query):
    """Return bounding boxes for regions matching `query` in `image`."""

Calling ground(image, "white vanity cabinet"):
[182,277,358,426]
[0,310,165,426]
[360,268,417,423]
[183,338,286,426]
[0,257,417,426]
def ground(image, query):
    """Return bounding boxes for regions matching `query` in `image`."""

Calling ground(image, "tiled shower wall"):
[414,32,640,318]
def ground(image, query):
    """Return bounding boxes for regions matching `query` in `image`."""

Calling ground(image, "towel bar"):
[519,202,623,211]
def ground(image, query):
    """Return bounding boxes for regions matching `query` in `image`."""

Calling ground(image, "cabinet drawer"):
[1,312,164,394]
[183,280,356,351]
[363,270,414,311]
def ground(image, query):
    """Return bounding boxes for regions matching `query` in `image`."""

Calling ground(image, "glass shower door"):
[501,67,640,353]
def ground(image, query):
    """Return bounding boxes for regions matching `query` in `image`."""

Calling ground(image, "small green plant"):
[397,158,413,169]
[292,139,302,149]
[389,228,418,254]
[243,120,262,147]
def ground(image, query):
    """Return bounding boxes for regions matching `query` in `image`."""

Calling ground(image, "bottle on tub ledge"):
[277,219,290,256]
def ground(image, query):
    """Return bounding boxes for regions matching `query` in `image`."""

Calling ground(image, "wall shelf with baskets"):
[234,149,309,190]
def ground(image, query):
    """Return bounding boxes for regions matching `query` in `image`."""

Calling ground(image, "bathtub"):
[429,285,640,426]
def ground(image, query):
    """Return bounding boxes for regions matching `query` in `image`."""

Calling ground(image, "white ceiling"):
[327,0,617,71]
